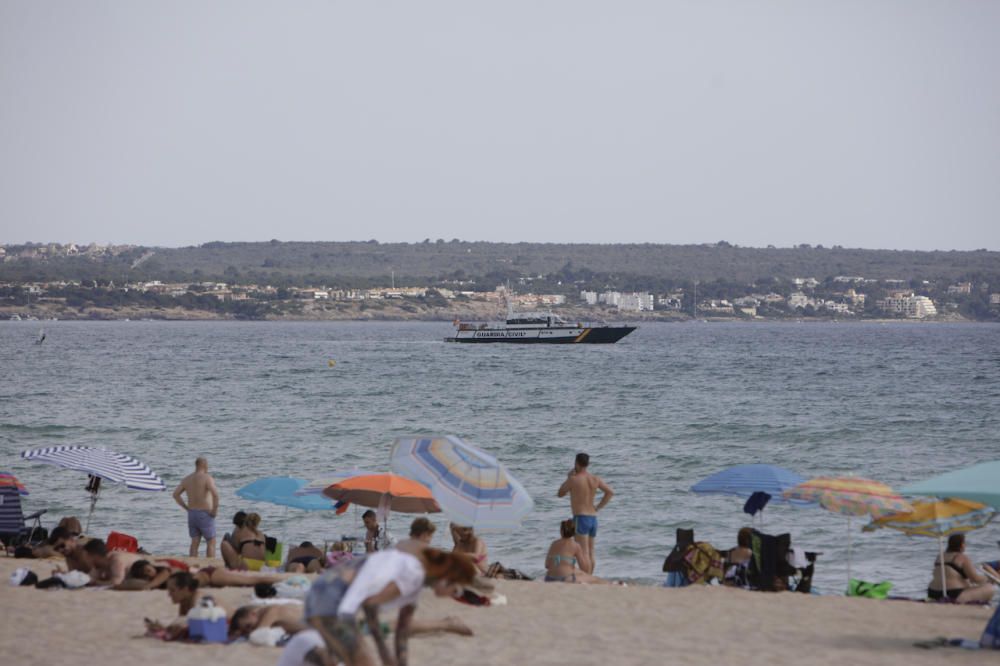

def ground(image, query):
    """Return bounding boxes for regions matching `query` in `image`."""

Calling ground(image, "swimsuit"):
[239,538,265,553]
[544,573,576,583]
[927,587,963,601]
[574,514,597,538]
[549,555,577,567]
[928,558,970,600]
[187,509,216,540]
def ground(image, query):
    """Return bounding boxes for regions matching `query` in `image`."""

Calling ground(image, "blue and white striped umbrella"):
[390,435,533,530]
[21,446,165,491]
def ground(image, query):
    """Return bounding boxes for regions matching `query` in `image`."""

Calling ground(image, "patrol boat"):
[445,312,636,344]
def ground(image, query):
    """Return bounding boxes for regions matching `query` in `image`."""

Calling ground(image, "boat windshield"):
[505,312,568,327]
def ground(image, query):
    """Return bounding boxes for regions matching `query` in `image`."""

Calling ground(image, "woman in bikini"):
[450,524,489,575]
[544,519,607,584]
[221,511,268,569]
[928,533,997,604]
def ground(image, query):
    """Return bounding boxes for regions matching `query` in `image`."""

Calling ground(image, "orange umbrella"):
[323,474,440,515]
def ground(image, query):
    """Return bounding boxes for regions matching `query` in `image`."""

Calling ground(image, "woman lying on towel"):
[116,559,287,591]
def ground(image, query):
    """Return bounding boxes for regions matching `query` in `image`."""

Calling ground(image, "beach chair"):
[747,529,817,592]
[0,486,46,551]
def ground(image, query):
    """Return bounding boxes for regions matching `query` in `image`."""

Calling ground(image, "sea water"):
[2,320,998,597]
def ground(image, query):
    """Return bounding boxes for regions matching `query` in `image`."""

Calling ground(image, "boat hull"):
[445,326,636,344]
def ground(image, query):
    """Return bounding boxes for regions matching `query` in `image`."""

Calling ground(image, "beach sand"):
[0,557,991,665]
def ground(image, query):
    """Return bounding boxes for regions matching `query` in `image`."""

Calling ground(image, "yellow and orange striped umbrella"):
[783,476,912,518]
[784,476,913,590]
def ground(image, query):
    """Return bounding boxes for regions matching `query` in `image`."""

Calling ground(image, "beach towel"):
[683,543,723,584]
[846,579,892,599]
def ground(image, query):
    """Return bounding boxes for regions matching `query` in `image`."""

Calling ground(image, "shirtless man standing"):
[173,457,220,558]
[557,453,613,574]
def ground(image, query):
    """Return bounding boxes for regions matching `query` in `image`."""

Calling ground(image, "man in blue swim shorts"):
[557,452,614,574]
[173,457,220,558]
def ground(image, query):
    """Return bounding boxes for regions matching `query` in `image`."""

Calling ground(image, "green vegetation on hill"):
[2,241,998,290]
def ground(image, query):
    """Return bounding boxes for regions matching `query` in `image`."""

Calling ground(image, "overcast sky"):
[1,2,998,250]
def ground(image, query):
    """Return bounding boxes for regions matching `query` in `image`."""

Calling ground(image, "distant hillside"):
[2,241,998,289]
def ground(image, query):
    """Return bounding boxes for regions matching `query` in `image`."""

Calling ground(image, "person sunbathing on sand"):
[119,559,288,591]
[79,539,141,586]
[230,603,308,638]
[544,519,610,584]
[286,541,325,573]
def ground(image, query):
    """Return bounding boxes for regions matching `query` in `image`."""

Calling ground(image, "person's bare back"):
[177,470,216,511]
[565,471,601,516]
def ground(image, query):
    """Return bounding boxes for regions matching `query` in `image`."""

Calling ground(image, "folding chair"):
[0,485,46,552]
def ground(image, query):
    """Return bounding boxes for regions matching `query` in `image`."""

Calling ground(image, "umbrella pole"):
[938,535,948,598]
[85,486,100,535]
[846,515,852,591]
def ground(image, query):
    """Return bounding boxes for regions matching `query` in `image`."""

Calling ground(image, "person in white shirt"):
[303,547,476,666]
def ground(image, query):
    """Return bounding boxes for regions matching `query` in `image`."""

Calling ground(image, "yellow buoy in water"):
[328,359,336,368]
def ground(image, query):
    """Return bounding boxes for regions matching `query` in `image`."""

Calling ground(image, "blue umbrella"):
[691,464,807,500]
[900,461,1000,509]
[236,477,336,512]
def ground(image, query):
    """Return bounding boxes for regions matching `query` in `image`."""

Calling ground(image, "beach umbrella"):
[690,464,809,520]
[900,461,1000,510]
[21,445,165,532]
[322,474,440,520]
[295,468,376,496]
[862,498,996,597]
[784,476,913,589]
[0,472,29,496]
[390,435,534,530]
[236,476,336,512]
[691,464,806,499]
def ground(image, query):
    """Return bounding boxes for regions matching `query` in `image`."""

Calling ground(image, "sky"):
[1,1,998,251]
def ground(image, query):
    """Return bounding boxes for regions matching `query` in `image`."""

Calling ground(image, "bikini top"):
[935,556,970,581]
[550,554,577,568]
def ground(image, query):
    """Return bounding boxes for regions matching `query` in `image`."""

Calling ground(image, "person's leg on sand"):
[189,535,201,558]
[205,537,216,559]
[208,568,284,587]
[958,584,996,604]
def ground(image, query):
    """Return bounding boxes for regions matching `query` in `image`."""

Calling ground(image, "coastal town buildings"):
[875,293,938,318]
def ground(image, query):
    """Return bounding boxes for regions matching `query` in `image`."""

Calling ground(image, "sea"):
[2,320,998,597]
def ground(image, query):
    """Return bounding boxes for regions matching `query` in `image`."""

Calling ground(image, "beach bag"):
[106,531,138,553]
[846,579,892,599]
[982,604,1000,649]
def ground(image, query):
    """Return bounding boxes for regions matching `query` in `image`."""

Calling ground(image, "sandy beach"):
[0,556,992,666]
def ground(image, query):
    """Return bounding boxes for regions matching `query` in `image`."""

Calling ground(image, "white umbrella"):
[21,445,165,532]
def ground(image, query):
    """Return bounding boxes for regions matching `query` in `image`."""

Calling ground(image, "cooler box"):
[187,617,227,643]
